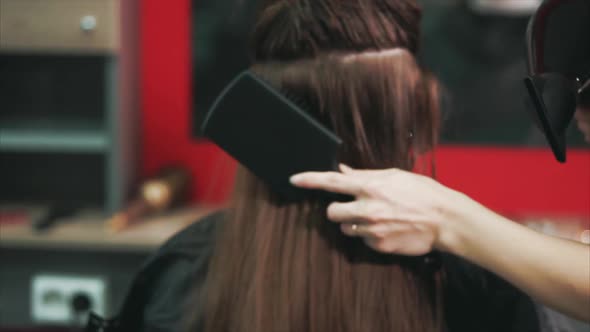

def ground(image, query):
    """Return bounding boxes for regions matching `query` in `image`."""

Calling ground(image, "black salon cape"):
[136,211,552,332]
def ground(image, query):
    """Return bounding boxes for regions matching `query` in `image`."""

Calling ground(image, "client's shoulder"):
[134,210,226,332]
[157,209,226,257]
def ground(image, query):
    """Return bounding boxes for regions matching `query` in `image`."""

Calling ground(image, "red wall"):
[141,0,236,203]
[140,0,590,218]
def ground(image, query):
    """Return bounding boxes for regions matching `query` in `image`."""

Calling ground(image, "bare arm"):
[290,167,590,321]
[445,192,590,322]
[451,105,590,321]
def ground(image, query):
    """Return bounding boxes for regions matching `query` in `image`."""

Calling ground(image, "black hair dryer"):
[524,0,590,163]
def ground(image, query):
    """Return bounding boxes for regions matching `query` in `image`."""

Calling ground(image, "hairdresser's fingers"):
[326,200,383,223]
[362,228,435,256]
[339,164,401,177]
[326,201,363,222]
[340,221,414,237]
[289,171,363,195]
[328,199,403,224]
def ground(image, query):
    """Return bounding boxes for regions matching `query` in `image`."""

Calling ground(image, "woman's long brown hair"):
[189,1,442,331]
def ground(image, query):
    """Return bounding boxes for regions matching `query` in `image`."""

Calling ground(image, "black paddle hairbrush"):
[201,70,345,201]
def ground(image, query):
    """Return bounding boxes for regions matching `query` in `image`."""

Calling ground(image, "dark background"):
[190,0,588,147]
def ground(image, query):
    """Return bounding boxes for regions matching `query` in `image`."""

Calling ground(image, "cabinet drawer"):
[0,0,119,53]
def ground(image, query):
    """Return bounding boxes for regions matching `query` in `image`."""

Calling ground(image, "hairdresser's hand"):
[575,106,590,143]
[290,165,476,256]
[293,166,590,322]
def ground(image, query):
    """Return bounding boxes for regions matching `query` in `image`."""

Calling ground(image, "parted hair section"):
[249,49,440,171]
[252,0,423,61]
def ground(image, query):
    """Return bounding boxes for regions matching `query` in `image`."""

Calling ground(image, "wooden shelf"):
[0,206,218,253]
[0,0,119,54]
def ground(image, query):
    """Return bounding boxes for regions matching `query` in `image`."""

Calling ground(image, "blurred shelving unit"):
[0,207,216,253]
[0,206,217,327]
[0,0,139,214]
[0,1,140,328]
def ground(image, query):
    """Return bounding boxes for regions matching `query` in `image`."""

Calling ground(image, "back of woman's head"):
[193,1,442,332]
[253,0,422,60]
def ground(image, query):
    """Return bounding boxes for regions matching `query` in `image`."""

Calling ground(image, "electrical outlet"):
[31,274,107,325]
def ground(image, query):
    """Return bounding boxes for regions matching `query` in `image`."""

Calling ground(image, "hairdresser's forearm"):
[440,194,590,322]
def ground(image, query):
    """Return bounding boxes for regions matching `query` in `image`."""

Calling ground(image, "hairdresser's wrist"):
[437,190,519,265]
[434,189,493,258]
